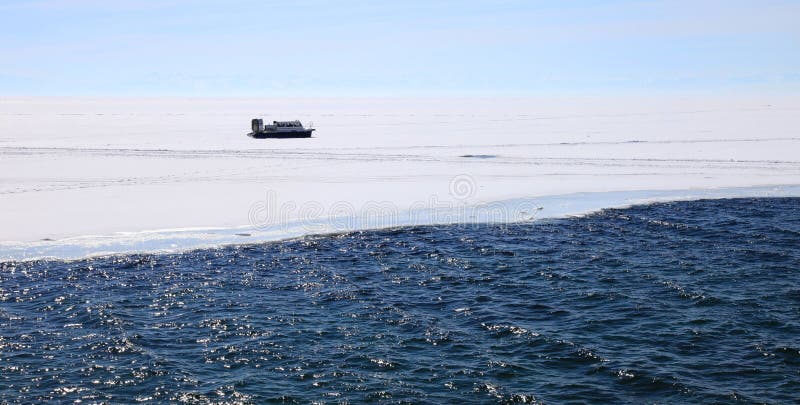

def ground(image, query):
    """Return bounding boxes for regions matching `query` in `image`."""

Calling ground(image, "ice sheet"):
[1,96,799,260]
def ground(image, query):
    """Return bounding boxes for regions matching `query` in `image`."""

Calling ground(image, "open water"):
[1,198,799,403]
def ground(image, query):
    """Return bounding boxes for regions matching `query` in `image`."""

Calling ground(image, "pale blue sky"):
[1,0,798,96]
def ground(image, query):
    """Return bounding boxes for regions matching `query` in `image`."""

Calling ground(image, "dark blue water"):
[2,198,799,404]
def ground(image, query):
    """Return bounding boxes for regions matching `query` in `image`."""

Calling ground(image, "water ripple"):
[1,198,799,403]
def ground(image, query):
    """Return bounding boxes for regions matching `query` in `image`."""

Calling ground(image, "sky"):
[1,0,798,96]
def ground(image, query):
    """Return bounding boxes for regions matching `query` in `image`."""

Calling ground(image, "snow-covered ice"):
[1,96,799,260]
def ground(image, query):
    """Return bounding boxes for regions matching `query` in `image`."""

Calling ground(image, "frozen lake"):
[1,96,799,260]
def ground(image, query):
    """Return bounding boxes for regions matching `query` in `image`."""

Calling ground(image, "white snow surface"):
[1,96,799,260]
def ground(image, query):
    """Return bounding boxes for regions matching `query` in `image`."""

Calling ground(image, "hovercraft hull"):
[249,130,314,139]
